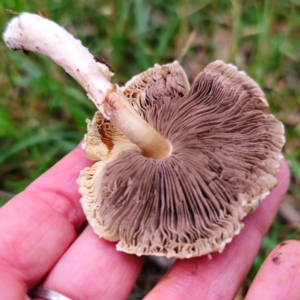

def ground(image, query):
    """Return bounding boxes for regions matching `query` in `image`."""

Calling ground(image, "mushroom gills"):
[79,60,284,259]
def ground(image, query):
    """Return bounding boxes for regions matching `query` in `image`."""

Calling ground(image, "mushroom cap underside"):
[78,60,284,258]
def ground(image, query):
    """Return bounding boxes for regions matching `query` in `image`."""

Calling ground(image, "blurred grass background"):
[0,0,299,298]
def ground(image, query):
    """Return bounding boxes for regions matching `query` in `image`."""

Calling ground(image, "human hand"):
[0,145,294,300]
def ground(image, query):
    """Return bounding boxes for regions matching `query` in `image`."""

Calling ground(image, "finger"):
[145,160,290,300]
[245,240,300,300]
[0,144,92,289]
[39,226,144,300]
[27,143,92,228]
[0,268,30,300]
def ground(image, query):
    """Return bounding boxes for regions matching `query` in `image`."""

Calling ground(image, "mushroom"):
[4,13,285,259]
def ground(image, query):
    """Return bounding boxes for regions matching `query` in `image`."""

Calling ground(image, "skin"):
[0,144,294,300]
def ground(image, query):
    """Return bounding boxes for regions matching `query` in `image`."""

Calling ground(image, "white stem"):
[3,13,171,159]
[103,86,172,159]
[4,13,113,117]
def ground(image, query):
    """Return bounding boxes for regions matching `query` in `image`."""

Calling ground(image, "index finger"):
[0,144,92,288]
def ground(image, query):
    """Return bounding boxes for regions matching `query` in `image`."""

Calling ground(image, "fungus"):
[4,13,285,258]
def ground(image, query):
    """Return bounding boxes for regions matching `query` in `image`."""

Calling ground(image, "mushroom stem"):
[104,85,172,159]
[3,13,171,159]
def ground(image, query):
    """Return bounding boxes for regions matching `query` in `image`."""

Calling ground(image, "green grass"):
[0,0,300,297]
